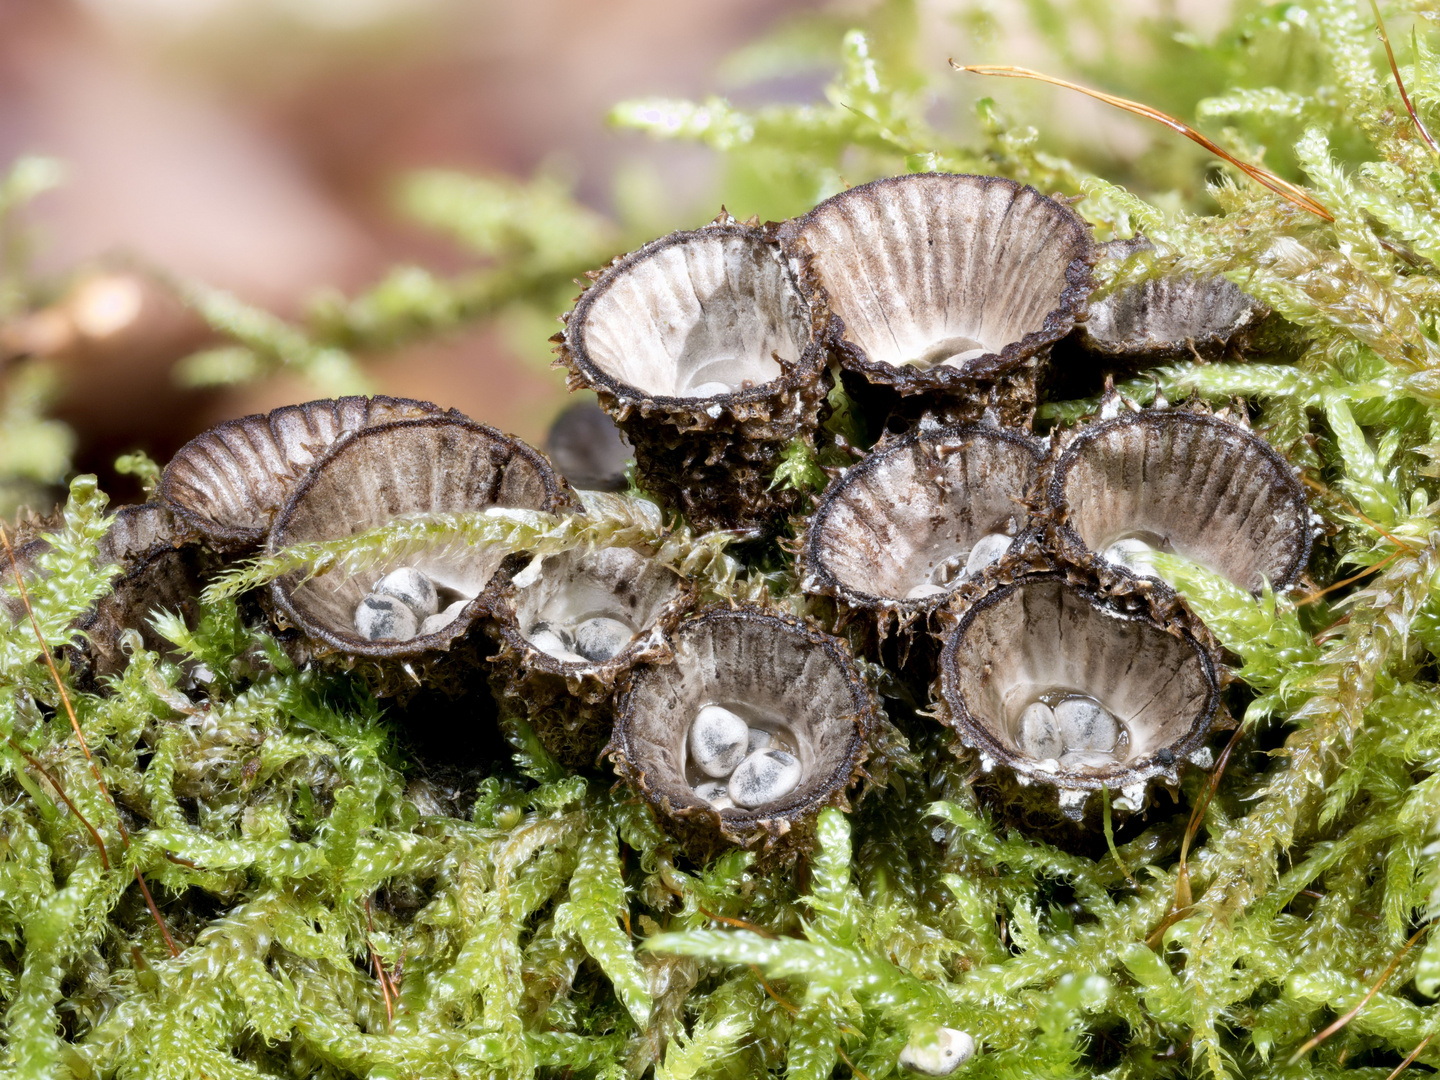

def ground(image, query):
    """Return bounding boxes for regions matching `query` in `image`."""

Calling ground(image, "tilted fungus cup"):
[557,217,827,531]
[487,544,697,770]
[74,502,215,683]
[611,606,877,858]
[1050,409,1313,594]
[160,395,447,552]
[267,416,576,679]
[780,173,1095,429]
[800,424,1045,674]
[1076,272,1266,361]
[935,572,1220,824]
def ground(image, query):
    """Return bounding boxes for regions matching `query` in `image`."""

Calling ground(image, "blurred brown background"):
[0,0,1234,501]
[0,0,826,492]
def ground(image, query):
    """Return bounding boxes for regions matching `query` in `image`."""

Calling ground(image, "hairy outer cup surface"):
[557,218,827,531]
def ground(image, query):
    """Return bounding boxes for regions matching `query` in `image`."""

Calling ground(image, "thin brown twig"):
[133,868,180,958]
[836,1044,871,1080]
[1289,925,1429,1062]
[700,906,779,938]
[1299,476,1419,554]
[1175,723,1247,911]
[9,739,109,871]
[0,525,129,843]
[950,62,1334,221]
[364,898,397,1026]
[1383,1031,1435,1080]
[749,965,799,1017]
[1297,547,1406,606]
[1368,0,1440,159]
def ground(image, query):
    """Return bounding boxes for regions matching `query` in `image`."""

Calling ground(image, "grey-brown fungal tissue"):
[267,415,575,671]
[76,169,1315,852]
[801,424,1043,618]
[780,172,1095,427]
[557,216,828,532]
[610,607,876,856]
[486,543,696,769]
[935,572,1220,821]
[1050,407,1313,594]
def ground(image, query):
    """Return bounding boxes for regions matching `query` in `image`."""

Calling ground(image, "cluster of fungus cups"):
[107,170,1318,860]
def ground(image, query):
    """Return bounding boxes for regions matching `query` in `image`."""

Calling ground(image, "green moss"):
[5,1,1440,1077]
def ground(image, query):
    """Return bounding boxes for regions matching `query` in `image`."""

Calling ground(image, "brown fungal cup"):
[1050,409,1312,594]
[1076,273,1266,360]
[935,572,1220,823]
[487,543,696,769]
[267,416,575,668]
[610,606,876,858]
[781,173,1095,428]
[160,395,448,551]
[801,424,1043,617]
[557,217,827,531]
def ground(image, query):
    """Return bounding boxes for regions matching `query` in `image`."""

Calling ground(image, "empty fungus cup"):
[160,395,447,551]
[936,572,1219,822]
[802,425,1042,616]
[611,606,876,857]
[267,416,575,665]
[1077,272,1265,360]
[487,544,696,769]
[781,173,1094,427]
[1050,409,1312,594]
[558,217,827,531]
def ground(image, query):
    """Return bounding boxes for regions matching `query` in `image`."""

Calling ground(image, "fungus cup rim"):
[1075,273,1268,360]
[488,544,700,682]
[780,172,1097,392]
[159,394,450,549]
[1048,408,1314,593]
[937,571,1220,794]
[267,414,574,660]
[561,221,828,415]
[612,605,876,837]
[801,423,1046,615]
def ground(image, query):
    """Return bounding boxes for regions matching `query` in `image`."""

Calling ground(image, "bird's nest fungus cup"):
[935,572,1221,827]
[800,424,1044,674]
[611,606,877,858]
[557,217,827,532]
[75,503,215,684]
[267,415,575,689]
[1076,272,1266,362]
[160,395,448,552]
[1050,408,1313,595]
[780,173,1095,429]
[487,544,697,770]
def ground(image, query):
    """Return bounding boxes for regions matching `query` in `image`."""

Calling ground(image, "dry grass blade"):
[950,62,1334,221]
[1289,925,1429,1062]
[9,739,110,871]
[1369,0,1440,159]
[1383,1032,1435,1080]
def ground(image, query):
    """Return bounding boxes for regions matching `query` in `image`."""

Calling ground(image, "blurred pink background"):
[0,0,822,491]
